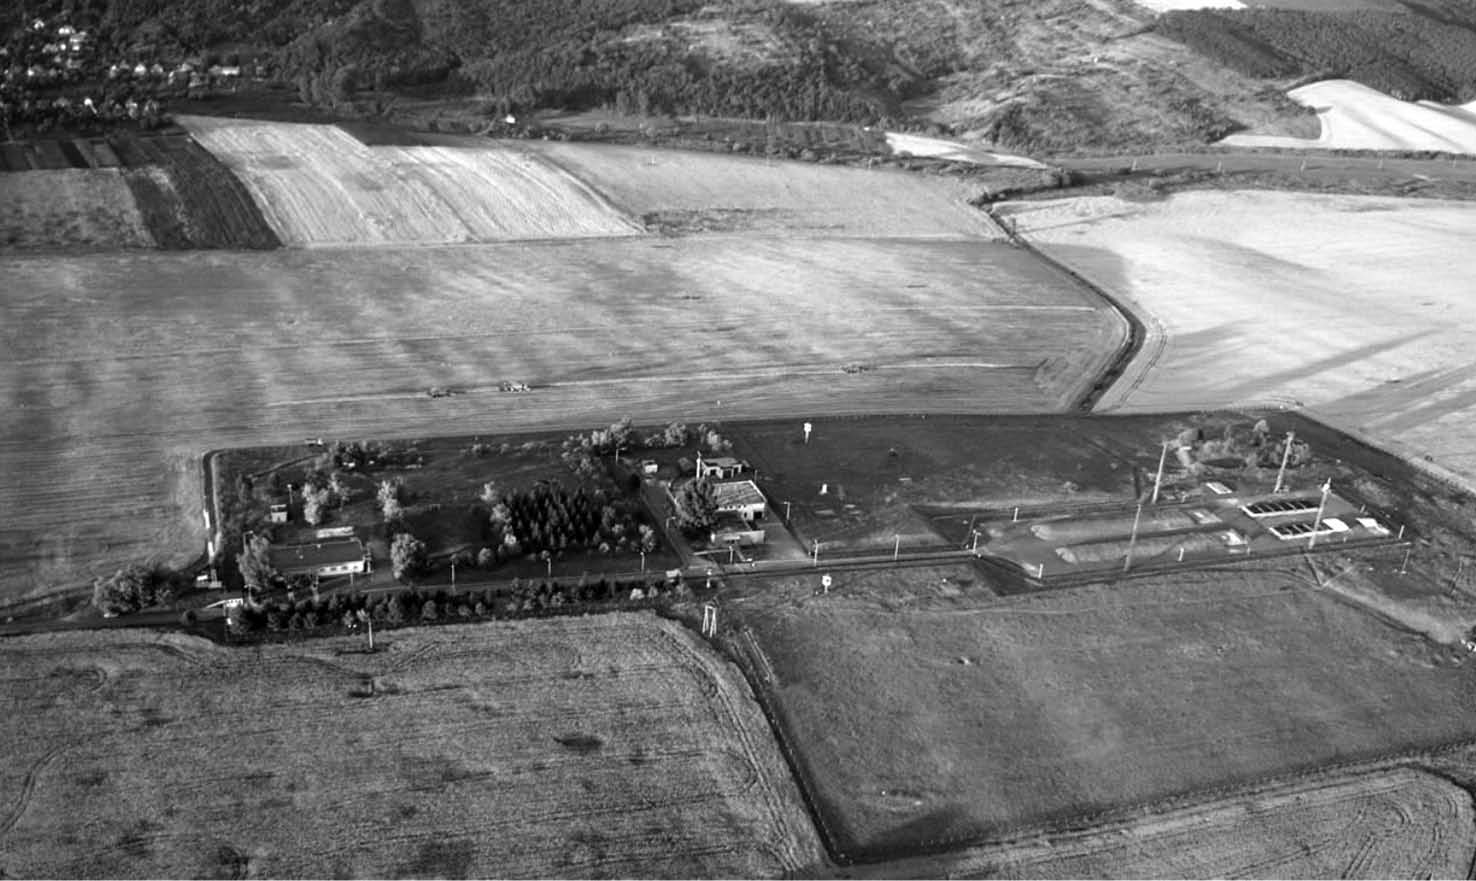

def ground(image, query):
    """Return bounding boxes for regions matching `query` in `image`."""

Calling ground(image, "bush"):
[390,533,428,582]
[92,563,159,616]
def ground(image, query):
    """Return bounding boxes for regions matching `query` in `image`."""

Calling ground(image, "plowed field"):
[0,614,823,878]
[181,116,642,246]
[0,236,1120,605]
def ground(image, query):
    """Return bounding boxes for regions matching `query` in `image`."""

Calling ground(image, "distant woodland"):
[1156,4,1476,103]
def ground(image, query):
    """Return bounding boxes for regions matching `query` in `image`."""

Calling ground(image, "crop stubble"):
[0,614,823,878]
[0,235,1120,604]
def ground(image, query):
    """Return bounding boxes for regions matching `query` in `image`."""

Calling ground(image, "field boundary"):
[987,205,1146,413]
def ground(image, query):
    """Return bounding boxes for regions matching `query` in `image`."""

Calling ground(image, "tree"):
[662,421,689,448]
[92,563,156,616]
[674,478,719,534]
[479,481,500,506]
[302,482,331,526]
[378,479,403,522]
[237,534,279,598]
[477,546,496,568]
[391,533,428,582]
[328,471,352,506]
[421,598,440,621]
[607,416,634,452]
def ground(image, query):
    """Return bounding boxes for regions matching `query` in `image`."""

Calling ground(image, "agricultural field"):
[509,139,1006,238]
[0,235,1121,607]
[868,768,1476,878]
[0,169,155,250]
[0,613,823,877]
[1222,80,1476,153]
[733,561,1476,861]
[997,189,1476,485]
[180,116,643,246]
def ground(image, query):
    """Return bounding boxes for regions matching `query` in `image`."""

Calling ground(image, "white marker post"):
[450,560,456,588]
[821,574,832,595]
[702,603,718,637]
[894,535,901,561]
[972,531,980,554]
[803,422,812,444]
[813,541,821,568]
[1307,479,1331,551]
[784,501,792,521]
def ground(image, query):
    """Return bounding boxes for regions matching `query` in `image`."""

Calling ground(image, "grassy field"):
[733,562,1476,860]
[865,767,1475,878]
[0,613,823,877]
[0,169,156,250]
[182,116,644,246]
[998,190,1476,485]
[506,139,1005,238]
[0,236,1121,607]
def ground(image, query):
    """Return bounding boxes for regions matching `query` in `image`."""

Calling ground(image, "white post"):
[784,501,791,521]
[1400,546,1412,575]
[813,541,820,567]
[1308,479,1331,550]
[366,617,374,652]
[1178,547,1185,562]
[972,531,980,554]
[1013,507,1019,523]
[893,535,900,561]
[1398,524,1405,540]
[641,551,647,573]
[450,561,456,588]
[1123,503,1144,573]
[803,422,812,444]
[1274,431,1295,494]
[1152,440,1169,505]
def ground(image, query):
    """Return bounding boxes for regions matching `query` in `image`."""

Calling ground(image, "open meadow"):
[0,613,823,878]
[866,768,1475,878]
[732,562,1476,861]
[998,189,1476,486]
[0,235,1122,607]
[0,169,156,250]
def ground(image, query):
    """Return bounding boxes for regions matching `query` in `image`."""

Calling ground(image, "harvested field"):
[180,116,642,246]
[1223,80,1476,154]
[869,768,1475,878]
[0,237,1120,605]
[736,563,1476,860]
[508,139,1003,238]
[0,169,155,250]
[0,614,822,877]
[997,190,1476,485]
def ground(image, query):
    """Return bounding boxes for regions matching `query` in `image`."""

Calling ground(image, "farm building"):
[268,538,368,578]
[268,503,288,524]
[712,514,766,547]
[713,479,767,521]
[697,455,750,480]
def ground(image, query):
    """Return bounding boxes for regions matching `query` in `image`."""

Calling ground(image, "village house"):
[696,454,750,480]
[268,538,369,579]
[712,479,767,521]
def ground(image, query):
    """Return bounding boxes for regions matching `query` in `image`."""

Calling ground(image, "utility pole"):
[1123,503,1144,574]
[1307,479,1331,550]
[1151,440,1169,505]
[1274,431,1295,494]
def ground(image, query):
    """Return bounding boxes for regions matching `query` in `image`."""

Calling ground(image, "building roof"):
[701,456,746,469]
[269,538,364,573]
[712,479,765,510]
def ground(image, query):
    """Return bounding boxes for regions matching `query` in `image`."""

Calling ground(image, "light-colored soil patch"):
[742,565,1476,856]
[1223,80,1476,155]
[875,768,1475,878]
[0,614,822,878]
[997,190,1476,484]
[0,169,155,250]
[0,237,1119,604]
[883,132,1045,169]
[513,139,1004,237]
[179,116,641,246]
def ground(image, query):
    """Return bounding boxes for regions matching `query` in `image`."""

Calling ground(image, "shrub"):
[390,533,428,582]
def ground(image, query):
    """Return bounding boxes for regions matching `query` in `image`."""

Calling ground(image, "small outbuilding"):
[268,503,289,524]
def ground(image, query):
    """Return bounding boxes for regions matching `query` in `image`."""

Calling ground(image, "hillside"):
[6,0,1476,155]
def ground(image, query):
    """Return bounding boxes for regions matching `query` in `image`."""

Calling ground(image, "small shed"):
[268,503,289,524]
[697,456,749,480]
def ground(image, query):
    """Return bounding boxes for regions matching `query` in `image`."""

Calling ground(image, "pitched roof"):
[269,538,364,573]
[712,479,765,510]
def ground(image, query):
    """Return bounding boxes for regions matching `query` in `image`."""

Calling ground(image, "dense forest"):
[1157,4,1476,103]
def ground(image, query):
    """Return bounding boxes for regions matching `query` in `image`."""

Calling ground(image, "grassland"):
[866,768,1475,878]
[0,169,156,250]
[998,190,1476,485]
[0,232,1121,608]
[0,613,823,877]
[732,562,1476,860]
